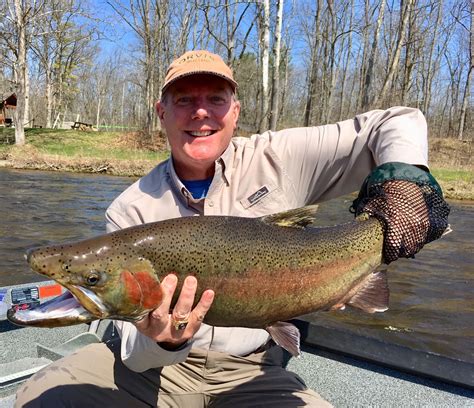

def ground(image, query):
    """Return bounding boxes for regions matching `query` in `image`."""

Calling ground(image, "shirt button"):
[208,200,214,207]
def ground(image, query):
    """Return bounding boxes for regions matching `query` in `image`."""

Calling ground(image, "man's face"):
[156,74,240,180]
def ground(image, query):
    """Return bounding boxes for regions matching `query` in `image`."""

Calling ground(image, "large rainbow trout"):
[8,206,388,356]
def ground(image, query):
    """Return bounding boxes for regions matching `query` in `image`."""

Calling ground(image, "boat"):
[0,280,473,407]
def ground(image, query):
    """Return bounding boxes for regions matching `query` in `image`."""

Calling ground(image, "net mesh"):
[352,179,450,264]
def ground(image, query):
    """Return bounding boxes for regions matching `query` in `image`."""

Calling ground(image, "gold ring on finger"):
[171,312,190,331]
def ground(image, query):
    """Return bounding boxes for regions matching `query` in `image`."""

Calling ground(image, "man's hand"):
[355,178,450,264]
[134,274,215,350]
[360,180,429,263]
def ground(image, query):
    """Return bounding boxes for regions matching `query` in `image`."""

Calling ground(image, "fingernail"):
[185,276,197,287]
[164,274,177,287]
[204,289,215,301]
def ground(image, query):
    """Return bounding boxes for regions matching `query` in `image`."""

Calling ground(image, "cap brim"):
[162,71,238,94]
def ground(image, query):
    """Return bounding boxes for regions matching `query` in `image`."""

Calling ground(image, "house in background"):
[0,94,16,127]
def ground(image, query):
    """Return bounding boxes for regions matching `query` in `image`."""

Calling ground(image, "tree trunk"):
[96,81,102,129]
[374,0,414,106]
[361,0,385,110]
[401,3,416,106]
[269,0,284,131]
[338,0,354,121]
[46,68,53,128]
[458,3,473,141]
[421,1,443,115]
[258,0,270,132]
[225,0,235,65]
[304,0,322,126]
[323,0,336,123]
[13,0,27,145]
[356,0,372,110]
[279,48,289,120]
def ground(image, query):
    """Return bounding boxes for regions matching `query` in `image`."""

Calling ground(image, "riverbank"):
[0,128,472,200]
[0,129,167,177]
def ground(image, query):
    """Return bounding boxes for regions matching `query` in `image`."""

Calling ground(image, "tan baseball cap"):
[162,50,238,94]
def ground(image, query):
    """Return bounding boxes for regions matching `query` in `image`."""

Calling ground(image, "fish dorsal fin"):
[348,270,389,313]
[261,205,319,228]
[266,321,301,357]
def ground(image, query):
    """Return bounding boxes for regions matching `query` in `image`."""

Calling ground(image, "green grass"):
[431,168,473,183]
[0,128,169,162]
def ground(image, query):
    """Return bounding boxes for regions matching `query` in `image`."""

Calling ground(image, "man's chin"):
[173,153,218,179]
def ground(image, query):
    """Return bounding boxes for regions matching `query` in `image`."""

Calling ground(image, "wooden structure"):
[0,94,16,127]
[71,121,94,131]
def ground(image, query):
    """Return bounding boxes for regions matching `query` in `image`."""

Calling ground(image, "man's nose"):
[191,103,210,119]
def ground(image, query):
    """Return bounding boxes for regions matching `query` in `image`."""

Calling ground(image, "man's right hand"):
[134,274,215,350]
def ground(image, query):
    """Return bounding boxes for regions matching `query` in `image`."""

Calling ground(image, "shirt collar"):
[219,142,235,185]
[166,158,194,204]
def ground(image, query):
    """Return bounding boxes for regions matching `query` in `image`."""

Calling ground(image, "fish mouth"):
[66,285,109,318]
[7,290,97,327]
[7,283,110,327]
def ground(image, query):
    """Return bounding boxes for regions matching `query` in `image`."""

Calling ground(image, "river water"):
[0,168,472,363]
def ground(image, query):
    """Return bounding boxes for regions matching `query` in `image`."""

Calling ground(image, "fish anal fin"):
[261,205,319,228]
[266,321,301,357]
[347,270,389,313]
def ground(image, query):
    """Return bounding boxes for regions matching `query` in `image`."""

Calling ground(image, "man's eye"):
[210,96,226,104]
[176,97,191,105]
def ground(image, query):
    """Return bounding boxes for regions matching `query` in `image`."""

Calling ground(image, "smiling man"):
[15,50,449,408]
[156,73,240,180]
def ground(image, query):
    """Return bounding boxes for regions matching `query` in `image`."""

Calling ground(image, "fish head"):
[24,234,164,323]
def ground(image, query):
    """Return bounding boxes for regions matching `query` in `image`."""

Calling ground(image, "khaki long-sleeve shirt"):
[106,106,429,372]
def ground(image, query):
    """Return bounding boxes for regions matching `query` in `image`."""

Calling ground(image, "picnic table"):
[71,121,94,131]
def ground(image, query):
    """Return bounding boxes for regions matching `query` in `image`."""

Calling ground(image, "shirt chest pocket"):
[239,183,291,216]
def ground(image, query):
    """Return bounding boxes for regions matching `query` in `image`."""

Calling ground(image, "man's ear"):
[232,100,241,129]
[156,101,165,122]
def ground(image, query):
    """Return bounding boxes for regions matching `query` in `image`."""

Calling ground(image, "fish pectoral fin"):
[347,270,389,313]
[260,205,319,228]
[266,321,301,357]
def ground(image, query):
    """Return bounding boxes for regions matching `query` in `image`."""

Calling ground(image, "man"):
[15,50,449,407]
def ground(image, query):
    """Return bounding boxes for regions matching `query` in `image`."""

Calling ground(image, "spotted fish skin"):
[11,207,386,328]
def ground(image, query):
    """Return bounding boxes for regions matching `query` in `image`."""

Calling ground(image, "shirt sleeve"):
[114,321,193,372]
[267,106,428,205]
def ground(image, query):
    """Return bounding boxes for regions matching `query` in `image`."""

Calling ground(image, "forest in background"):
[0,0,472,145]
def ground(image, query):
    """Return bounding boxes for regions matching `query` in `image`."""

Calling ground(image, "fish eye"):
[85,271,100,286]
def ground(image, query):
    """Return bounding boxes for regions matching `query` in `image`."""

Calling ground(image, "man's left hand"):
[354,178,450,264]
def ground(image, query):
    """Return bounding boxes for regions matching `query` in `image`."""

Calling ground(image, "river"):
[0,168,472,364]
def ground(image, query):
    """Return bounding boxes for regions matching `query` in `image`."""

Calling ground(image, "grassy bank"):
[428,138,472,201]
[0,128,472,200]
[0,128,168,177]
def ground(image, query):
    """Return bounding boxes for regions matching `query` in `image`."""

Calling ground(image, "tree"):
[257,0,270,132]
[1,0,46,144]
[457,0,472,141]
[199,0,254,67]
[1,0,469,142]
[374,0,414,106]
[31,0,95,128]
[269,0,284,131]
[303,0,322,127]
[108,0,171,138]
[361,0,385,110]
